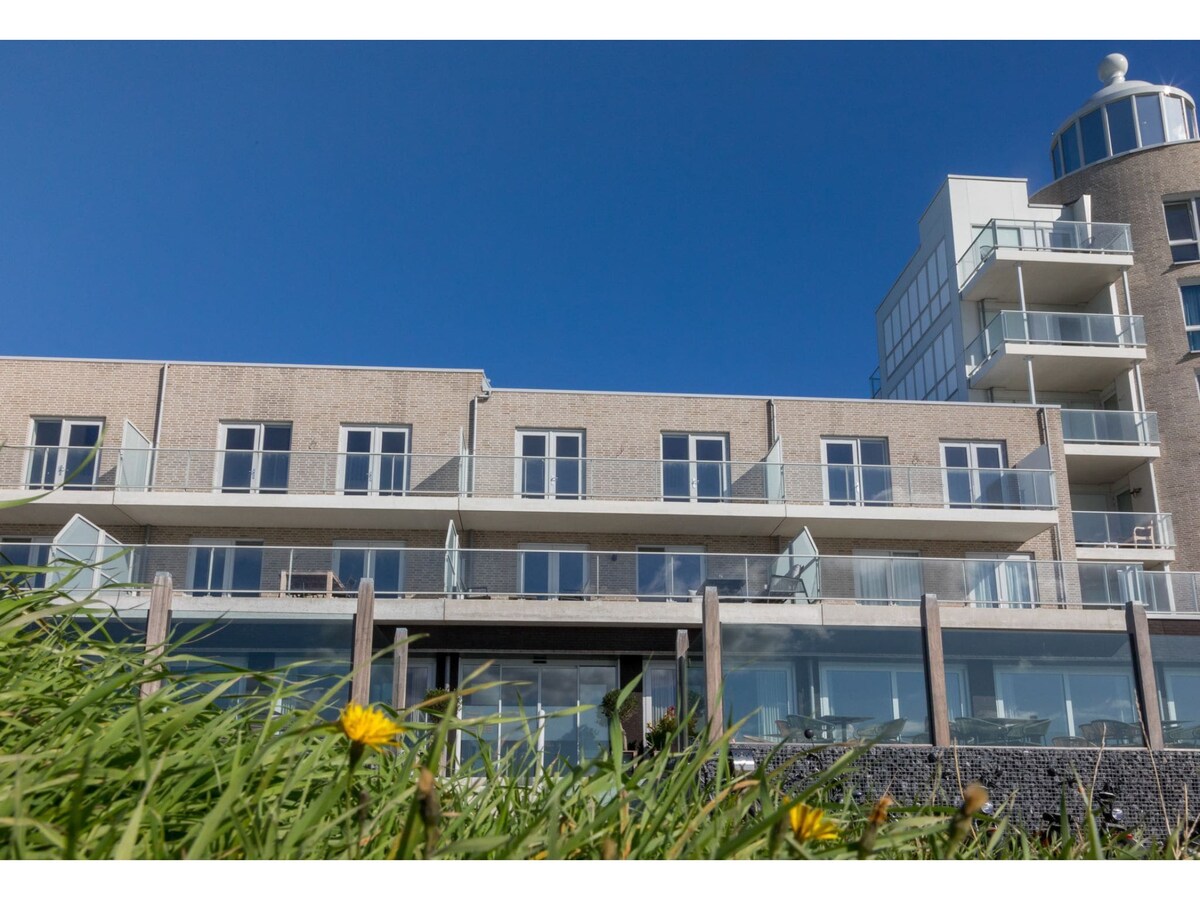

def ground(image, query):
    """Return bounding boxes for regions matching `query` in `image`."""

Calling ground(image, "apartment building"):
[1,348,1196,771]
[1,55,1198,784]
[874,54,1199,604]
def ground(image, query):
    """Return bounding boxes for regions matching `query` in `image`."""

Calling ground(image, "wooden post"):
[392,627,409,711]
[674,628,690,752]
[350,578,375,706]
[140,572,173,698]
[920,593,951,746]
[1126,601,1164,750]
[702,588,723,742]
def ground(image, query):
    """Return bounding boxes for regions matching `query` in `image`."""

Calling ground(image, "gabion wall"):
[724,742,1200,838]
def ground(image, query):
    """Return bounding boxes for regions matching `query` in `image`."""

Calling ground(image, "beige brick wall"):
[0,358,164,489]
[1033,141,1200,570]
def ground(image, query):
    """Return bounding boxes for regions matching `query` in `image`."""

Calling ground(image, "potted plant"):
[599,687,640,751]
[422,687,454,719]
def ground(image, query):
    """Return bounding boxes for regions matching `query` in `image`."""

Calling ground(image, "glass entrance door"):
[217,423,292,494]
[662,434,729,502]
[943,442,1005,508]
[517,431,583,499]
[28,418,103,490]
[459,660,617,771]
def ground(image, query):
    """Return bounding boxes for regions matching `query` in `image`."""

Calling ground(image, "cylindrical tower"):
[1033,54,1200,572]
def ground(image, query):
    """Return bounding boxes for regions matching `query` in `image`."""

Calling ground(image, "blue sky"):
[3,41,1197,397]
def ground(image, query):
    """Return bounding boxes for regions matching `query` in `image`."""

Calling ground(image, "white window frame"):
[513,429,585,499]
[332,540,407,598]
[517,543,590,600]
[965,551,1037,609]
[660,433,730,502]
[337,425,411,496]
[821,437,892,506]
[1180,282,1200,355]
[636,544,706,601]
[214,422,293,494]
[0,535,53,588]
[851,550,922,604]
[26,417,105,490]
[186,538,265,597]
[993,665,1138,739]
[1163,197,1200,264]
[1160,666,1200,723]
[941,440,1007,509]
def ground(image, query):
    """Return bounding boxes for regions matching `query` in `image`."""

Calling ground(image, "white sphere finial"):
[1098,53,1129,86]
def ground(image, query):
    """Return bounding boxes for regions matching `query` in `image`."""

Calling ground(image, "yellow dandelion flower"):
[788,801,840,842]
[339,702,403,749]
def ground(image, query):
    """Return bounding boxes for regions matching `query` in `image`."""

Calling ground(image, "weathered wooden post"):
[140,571,173,698]
[350,578,375,706]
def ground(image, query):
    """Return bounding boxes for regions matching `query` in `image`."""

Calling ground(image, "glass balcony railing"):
[1061,409,1159,445]
[966,311,1145,376]
[957,218,1133,285]
[9,541,1197,613]
[0,448,1058,512]
[1073,511,1175,549]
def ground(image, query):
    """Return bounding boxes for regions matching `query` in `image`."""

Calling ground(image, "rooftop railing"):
[1073,511,1175,549]
[0,448,1058,511]
[7,542,1194,612]
[1061,409,1160,445]
[957,218,1133,285]
[965,311,1145,377]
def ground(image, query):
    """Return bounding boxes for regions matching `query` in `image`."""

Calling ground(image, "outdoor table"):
[823,715,872,740]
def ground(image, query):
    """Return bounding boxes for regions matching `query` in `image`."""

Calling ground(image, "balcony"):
[1073,511,1175,563]
[966,311,1146,393]
[18,541,1199,619]
[0,447,1059,541]
[957,219,1133,305]
[1061,410,1160,481]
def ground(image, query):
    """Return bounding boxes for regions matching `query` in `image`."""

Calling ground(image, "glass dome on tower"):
[1050,53,1198,181]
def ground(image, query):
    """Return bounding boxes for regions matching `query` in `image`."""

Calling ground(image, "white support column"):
[1016,262,1037,404]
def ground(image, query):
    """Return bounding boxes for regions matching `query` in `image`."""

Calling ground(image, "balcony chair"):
[766,560,817,604]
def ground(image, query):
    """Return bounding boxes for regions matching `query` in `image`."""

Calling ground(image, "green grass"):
[1,561,1196,860]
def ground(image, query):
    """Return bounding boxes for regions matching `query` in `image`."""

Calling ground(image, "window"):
[1080,107,1108,165]
[995,667,1138,743]
[515,430,584,499]
[339,426,409,496]
[823,438,891,506]
[966,552,1036,609]
[27,418,103,490]
[1183,284,1200,353]
[820,663,966,742]
[941,441,1007,508]
[216,423,292,494]
[1106,97,1137,155]
[0,537,51,589]
[636,545,705,602]
[661,434,729,502]
[1164,200,1200,263]
[334,541,405,598]
[518,543,589,600]
[1136,94,1166,146]
[851,550,921,604]
[187,539,264,597]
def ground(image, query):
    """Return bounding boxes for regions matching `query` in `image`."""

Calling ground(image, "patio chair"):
[766,561,817,604]
[952,717,1006,745]
[1051,735,1092,748]
[1164,724,1200,747]
[857,717,907,743]
[1008,718,1052,746]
